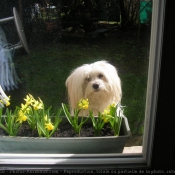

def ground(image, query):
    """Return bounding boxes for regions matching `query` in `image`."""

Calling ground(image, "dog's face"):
[83,66,110,97]
[66,60,122,116]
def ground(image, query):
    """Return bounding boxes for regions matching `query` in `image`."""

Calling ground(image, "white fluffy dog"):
[65,60,122,116]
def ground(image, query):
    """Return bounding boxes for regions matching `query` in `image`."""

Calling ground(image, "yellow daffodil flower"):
[24,94,34,105]
[110,103,116,107]
[25,106,31,114]
[6,96,11,105]
[32,100,43,110]
[78,98,89,110]
[0,96,10,107]
[102,108,110,115]
[45,122,54,131]
[18,110,26,118]
[5,100,10,106]
[17,110,27,123]
[21,103,28,110]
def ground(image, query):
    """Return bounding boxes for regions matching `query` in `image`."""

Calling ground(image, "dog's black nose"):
[93,83,99,89]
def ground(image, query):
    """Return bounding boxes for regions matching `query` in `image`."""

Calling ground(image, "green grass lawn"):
[6,27,150,137]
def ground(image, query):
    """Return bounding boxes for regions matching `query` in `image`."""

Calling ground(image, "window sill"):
[123,146,142,153]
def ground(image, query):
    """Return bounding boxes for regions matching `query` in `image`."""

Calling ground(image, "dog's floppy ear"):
[111,73,122,103]
[100,61,122,103]
[65,67,84,109]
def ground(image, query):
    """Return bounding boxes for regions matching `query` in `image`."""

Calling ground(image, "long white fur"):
[65,60,122,116]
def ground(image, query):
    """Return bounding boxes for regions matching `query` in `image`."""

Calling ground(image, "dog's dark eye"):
[98,74,103,79]
[85,77,90,81]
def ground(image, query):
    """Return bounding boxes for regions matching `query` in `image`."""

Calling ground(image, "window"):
[0,0,167,170]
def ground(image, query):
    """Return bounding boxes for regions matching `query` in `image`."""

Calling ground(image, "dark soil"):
[0,123,116,137]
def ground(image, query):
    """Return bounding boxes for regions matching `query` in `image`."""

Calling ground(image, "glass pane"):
[0,0,152,154]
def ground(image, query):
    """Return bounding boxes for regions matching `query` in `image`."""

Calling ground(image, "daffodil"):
[0,87,22,136]
[101,105,113,121]
[0,90,63,137]
[89,103,123,136]
[62,98,90,135]
[21,94,62,137]
[18,110,25,117]
[104,103,123,136]
[24,94,34,105]
[32,100,43,110]
[5,98,10,106]
[110,103,116,107]
[102,108,110,115]
[0,96,10,107]
[78,98,89,110]
[20,103,28,111]
[16,110,28,123]
[45,122,54,131]
[0,86,10,107]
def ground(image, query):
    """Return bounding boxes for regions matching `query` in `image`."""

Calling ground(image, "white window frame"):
[0,0,165,170]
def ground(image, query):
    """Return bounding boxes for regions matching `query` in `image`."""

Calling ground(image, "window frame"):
[0,0,166,170]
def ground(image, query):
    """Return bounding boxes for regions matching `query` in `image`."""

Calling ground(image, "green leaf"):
[0,123,9,134]
[61,103,73,124]
[37,122,46,137]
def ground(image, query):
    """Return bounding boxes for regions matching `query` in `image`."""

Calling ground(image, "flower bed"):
[0,90,124,138]
[0,86,131,154]
[0,116,130,154]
